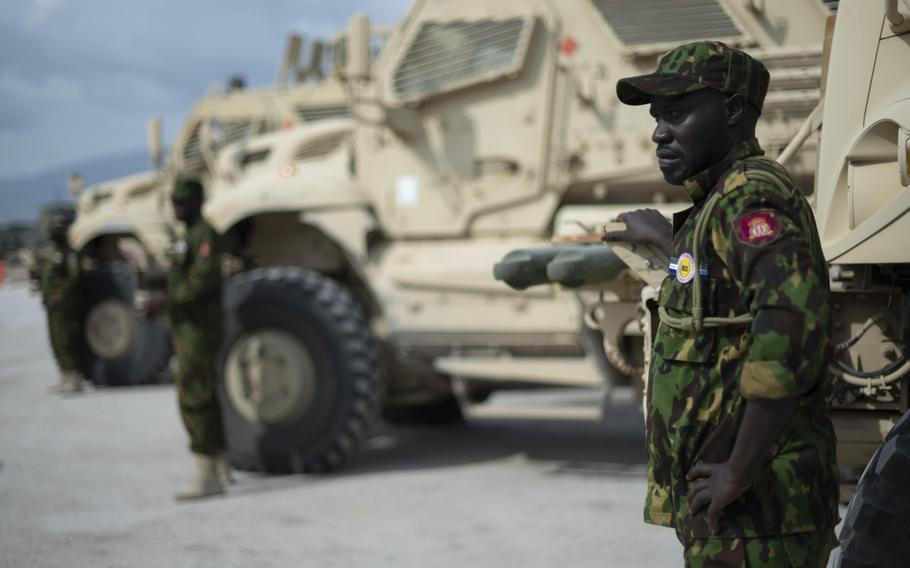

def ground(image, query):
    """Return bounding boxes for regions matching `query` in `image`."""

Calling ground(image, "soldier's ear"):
[724,94,746,126]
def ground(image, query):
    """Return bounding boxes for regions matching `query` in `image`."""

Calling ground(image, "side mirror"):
[147,116,163,171]
[277,33,303,86]
[346,12,371,80]
[295,40,326,83]
[305,40,325,80]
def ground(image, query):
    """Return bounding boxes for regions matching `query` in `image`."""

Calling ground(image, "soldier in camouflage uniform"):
[145,177,229,500]
[38,206,84,395]
[604,42,838,567]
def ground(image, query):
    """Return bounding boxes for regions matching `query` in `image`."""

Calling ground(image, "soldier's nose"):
[652,123,671,145]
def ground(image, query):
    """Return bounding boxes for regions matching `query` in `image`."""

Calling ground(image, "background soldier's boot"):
[215,453,235,486]
[47,370,67,394]
[49,370,83,395]
[61,371,84,395]
[174,454,225,501]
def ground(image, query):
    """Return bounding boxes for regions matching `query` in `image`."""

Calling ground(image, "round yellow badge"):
[676,252,695,283]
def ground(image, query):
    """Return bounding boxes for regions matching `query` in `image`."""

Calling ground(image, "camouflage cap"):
[172,176,204,202]
[616,41,770,113]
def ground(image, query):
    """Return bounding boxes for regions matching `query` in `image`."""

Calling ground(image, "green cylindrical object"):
[493,247,562,290]
[546,245,625,288]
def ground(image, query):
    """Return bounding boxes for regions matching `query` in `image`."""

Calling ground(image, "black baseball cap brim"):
[616,73,709,106]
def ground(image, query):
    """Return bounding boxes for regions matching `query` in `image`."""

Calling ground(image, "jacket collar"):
[681,137,764,202]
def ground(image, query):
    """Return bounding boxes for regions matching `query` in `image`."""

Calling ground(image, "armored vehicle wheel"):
[80,264,172,386]
[219,267,383,473]
[836,410,910,568]
[580,325,643,388]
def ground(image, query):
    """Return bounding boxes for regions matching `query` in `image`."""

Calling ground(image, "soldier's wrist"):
[725,458,757,488]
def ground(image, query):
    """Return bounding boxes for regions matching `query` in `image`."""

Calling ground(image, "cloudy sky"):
[0,0,409,178]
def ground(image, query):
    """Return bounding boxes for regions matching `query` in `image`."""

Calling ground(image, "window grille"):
[296,105,350,123]
[181,122,205,171]
[294,132,347,162]
[394,17,531,100]
[591,0,741,46]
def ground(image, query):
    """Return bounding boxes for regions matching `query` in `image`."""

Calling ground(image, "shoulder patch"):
[199,241,210,259]
[734,210,780,246]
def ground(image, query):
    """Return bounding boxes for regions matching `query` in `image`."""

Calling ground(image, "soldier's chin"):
[659,164,688,186]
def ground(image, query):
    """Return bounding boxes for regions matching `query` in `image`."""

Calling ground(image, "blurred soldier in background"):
[605,42,837,567]
[37,205,84,395]
[144,177,230,501]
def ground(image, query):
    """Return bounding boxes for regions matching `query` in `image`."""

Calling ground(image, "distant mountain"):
[0,150,152,224]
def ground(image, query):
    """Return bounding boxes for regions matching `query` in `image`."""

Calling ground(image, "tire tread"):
[223,267,383,474]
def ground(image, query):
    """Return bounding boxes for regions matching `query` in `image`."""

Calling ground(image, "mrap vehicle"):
[198,0,836,472]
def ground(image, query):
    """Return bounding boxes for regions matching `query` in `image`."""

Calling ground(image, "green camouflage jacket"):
[39,243,81,311]
[167,218,223,332]
[645,138,839,539]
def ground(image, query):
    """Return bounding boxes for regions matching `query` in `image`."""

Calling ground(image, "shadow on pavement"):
[343,399,647,478]
[227,400,647,499]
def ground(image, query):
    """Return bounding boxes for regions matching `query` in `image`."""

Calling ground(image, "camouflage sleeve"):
[39,252,78,307]
[710,181,830,400]
[169,227,222,305]
[38,259,56,306]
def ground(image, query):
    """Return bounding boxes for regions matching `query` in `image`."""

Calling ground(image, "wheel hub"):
[84,299,137,360]
[224,329,317,426]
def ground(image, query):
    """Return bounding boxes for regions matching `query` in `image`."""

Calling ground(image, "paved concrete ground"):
[0,285,702,566]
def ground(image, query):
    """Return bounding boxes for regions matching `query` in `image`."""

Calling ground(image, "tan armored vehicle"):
[814,1,910,564]
[66,37,349,386]
[199,0,835,472]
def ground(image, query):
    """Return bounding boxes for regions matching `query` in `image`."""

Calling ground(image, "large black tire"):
[580,325,643,389]
[79,264,172,386]
[219,267,383,473]
[836,410,910,568]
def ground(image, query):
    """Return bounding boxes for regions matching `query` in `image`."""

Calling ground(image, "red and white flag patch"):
[199,241,210,259]
[734,211,780,246]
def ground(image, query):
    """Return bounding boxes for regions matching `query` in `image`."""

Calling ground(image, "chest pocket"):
[656,277,716,364]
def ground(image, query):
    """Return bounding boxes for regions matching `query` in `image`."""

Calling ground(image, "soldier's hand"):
[601,209,672,258]
[685,461,753,534]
